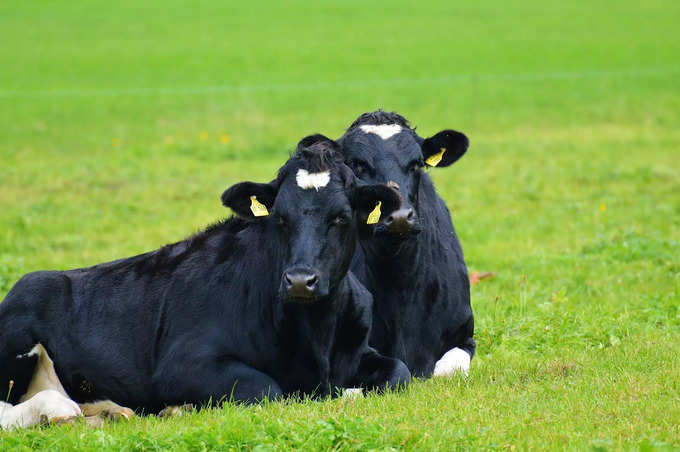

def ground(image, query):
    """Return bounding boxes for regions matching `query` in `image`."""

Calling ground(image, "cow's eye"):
[276,215,289,228]
[352,162,368,177]
[331,215,349,227]
[407,161,422,173]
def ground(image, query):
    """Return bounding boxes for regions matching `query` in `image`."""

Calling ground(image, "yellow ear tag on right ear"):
[425,147,446,167]
[366,201,382,225]
[249,195,269,217]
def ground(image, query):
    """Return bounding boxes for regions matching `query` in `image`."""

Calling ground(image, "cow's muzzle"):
[282,268,319,302]
[385,208,417,236]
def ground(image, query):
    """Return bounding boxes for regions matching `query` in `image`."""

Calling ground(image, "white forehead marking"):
[296,169,330,191]
[359,124,402,140]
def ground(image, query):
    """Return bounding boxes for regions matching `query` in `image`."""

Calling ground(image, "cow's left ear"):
[421,130,469,168]
[351,184,402,225]
[221,181,277,219]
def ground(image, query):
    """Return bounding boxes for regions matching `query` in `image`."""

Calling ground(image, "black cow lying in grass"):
[0,135,410,429]
[337,110,475,378]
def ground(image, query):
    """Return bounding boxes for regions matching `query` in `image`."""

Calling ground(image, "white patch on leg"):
[3,343,132,429]
[15,344,42,359]
[296,169,330,191]
[0,390,81,430]
[359,124,402,140]
[342,387,363,399]
[433,347,471,377]
[20,344,69,402]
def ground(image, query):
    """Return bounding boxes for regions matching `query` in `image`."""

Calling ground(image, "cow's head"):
[338,110,468,241]
[221,135,401,304]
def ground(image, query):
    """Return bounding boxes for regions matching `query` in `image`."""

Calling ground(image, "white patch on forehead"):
[296,169,330,191]
[359,124,402,140]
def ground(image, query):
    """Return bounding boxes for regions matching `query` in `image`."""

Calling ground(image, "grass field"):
[1,0,679,450]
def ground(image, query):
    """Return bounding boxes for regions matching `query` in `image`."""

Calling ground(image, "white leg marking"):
[5,343,133,429]
[20,344,69,402]
[342,387,364,399]
[433,347,471,377]
[296,169,330,190]
[0,390,81,430]
[359,124,402,140]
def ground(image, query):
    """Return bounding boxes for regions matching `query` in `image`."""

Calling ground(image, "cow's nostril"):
[284,273,293,287]
[406,209,414,220]
[306,274,318,288]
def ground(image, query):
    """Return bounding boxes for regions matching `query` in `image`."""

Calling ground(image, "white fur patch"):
[433,347,471,377]
[20,344,69,402]
[342,388,364,399]
[2,343,133,430]
[296,169,330,191]
[15,344,41,359]
[359,124,402,140]
[0,390,81,430]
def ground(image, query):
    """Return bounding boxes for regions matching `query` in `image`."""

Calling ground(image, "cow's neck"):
[359,180,447,297]
[277,278,350,392]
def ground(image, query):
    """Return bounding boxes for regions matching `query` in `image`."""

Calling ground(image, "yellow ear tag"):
[249,195,269,217]
[366,201,382,225]
[425,147,446,167]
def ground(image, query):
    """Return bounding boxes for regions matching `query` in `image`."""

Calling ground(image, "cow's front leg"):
[349,348,411,393]
[152,358,282,409]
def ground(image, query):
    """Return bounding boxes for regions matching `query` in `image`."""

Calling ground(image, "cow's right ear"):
[350,184,402,225]
[221,181,277,219]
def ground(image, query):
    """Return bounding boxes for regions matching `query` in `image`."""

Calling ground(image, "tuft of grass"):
[1,0,679,449]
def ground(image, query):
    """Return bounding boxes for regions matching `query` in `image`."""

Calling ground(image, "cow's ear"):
[221,181,277,219]
[421,130,469,168]
[351,184,402,225]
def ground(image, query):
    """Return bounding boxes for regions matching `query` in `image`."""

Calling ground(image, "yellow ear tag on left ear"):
[425,147,446,167]
[249,195,269,217]
[366,201,382,224]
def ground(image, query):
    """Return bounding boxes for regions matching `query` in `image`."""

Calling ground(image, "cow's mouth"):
[373,223,422,240]
[284,295,317,304]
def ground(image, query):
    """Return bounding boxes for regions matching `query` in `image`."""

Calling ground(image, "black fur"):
[0,136,410,411]
[338,111,475,377]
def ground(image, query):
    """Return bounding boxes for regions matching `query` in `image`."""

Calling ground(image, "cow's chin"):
[373,224,422,241]
[280,291,330,305]
[283,295,317,305]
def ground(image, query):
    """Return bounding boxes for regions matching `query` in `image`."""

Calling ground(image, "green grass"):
[1,0,679,450]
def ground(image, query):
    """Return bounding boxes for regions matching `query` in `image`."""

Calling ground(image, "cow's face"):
[221,135,400,304]
[339,112,468,241]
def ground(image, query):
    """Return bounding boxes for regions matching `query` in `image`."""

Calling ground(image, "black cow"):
[337,111,475,378]
[0,135,410,416]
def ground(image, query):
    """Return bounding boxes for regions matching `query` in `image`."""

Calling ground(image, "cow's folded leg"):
[153,358,283,408]
[350,348,411,393]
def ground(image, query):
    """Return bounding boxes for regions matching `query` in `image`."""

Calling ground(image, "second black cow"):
[338,110,475,378]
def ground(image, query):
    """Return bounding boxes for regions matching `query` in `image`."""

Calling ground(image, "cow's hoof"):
[433,347,471,377]
[45,415,79,425]
[80,401,135,421]
[84,415,106,428]
[158,404,196,417]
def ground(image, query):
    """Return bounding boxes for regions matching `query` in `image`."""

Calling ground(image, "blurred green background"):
[1,1,679,449]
